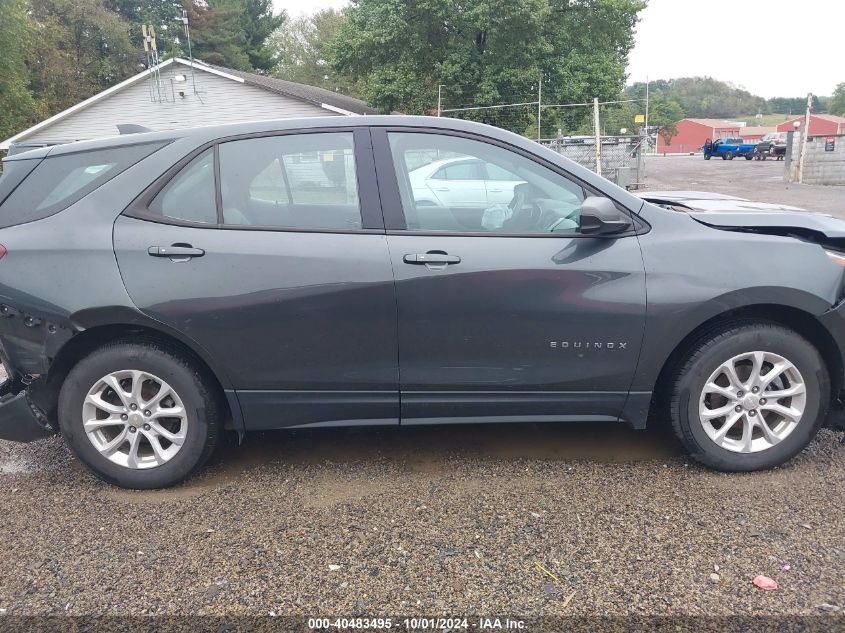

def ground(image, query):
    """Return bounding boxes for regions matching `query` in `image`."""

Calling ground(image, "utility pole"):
[181,9,197,94]
[644,76,650,154]
[437,84,442,117]
[537,76,542,142]
[593,97,602,176]
[797,92,812,184]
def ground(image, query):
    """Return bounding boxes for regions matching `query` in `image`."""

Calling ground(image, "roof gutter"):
[319,103,362,116]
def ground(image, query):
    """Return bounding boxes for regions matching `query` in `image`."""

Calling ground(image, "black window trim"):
[371,126,649,239]
[123,127,385,234]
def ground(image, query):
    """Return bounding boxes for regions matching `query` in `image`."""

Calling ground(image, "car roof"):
[4,116,519,161]
[3,115,649,214]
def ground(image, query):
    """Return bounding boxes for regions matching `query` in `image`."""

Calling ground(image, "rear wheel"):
[725,151,735,160]
[745,154,753,160]
[669,323,828,471]
[58,341,222,488]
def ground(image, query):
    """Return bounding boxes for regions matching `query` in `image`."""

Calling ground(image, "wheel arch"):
[648,303,843,425]
[31,319,239,431]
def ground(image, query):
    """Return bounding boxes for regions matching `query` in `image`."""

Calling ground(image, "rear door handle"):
[148,245,205,258]
[403,253,461,265]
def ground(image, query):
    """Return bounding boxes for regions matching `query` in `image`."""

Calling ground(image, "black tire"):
[725,151,735,160]
[704,154,711,160]
[58,340,223,489]
[721,154,727,160]
[745,154,753,160]
[669,322,828,471]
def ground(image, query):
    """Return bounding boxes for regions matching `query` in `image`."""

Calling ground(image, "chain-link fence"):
[437,84,650,188]
[540,136,646,189]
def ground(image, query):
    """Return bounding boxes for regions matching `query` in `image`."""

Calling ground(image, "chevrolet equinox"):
[1,116,844,488]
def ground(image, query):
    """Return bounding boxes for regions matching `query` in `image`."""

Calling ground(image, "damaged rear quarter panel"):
[0,140,194,380]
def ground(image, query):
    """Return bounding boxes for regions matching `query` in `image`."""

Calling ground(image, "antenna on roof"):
[142,24,166,103]
[180,10,197,95]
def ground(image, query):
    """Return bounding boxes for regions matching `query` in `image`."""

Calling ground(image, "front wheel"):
[725,151,735,160]
[669,323,828,471]
[58,341,223,488]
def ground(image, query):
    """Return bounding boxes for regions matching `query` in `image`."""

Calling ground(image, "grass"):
[737,113,796,127]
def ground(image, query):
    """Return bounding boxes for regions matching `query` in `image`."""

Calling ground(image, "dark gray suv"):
[1,116,844,488]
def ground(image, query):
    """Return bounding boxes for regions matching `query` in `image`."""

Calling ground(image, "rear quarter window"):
[0,141,167,228]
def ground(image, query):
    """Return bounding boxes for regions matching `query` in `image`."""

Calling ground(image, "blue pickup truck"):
[702,137,757,160]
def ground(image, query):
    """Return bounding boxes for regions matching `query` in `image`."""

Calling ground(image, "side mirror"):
[579,196,633,235]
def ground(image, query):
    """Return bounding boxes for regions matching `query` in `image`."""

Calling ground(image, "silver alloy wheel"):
[82,370,188,469]
[698,351,807,453]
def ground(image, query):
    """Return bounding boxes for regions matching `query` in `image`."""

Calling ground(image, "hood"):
[636,190,807,213]
[635,190,845,247]
[687,210,845,242]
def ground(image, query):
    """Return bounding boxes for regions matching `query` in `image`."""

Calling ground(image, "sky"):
[273,0,843,98]
[627,0,844,98]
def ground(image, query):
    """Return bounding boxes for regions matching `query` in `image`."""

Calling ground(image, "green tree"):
[188,0,282,71]
[239,0,284,71]
[829,83,845,116]
[270,8,358,93]
[627,77,767,119]
[331,0,646,135]
[28,0,137,116]
[767,95,822,115]
[106,0,185,59]
[0,0,38,141]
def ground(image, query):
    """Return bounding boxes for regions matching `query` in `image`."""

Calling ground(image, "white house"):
[0,57,378,151]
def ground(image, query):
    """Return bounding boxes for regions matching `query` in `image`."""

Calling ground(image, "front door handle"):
[148,245,205,258]
[403,253,461,265]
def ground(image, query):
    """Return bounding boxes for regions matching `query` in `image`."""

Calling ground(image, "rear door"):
[113,128,399,429]
[373,128,647,424]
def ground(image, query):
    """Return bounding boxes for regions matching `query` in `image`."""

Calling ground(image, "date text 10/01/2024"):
[307,618,527,630]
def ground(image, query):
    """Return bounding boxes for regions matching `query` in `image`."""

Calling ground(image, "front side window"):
[389,132,586,233]
[218,132,361,230]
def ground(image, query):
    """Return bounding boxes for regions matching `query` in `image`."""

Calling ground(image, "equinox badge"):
[549,341,628,350]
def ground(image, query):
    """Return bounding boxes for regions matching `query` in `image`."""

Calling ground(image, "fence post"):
[593,97,602,176]
[797,92,812,184]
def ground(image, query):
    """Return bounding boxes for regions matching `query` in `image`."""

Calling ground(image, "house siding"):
[25,65,332,143]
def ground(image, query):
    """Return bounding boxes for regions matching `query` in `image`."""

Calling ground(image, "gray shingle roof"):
[202,61,379,115]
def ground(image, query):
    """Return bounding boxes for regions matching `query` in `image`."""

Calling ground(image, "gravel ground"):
[642,155,844,217]
[1,167,844,628]
[1,421,843,622]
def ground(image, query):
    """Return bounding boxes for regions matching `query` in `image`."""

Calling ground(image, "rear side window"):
[0,142,165,228]
[148,149,217,224]
[217,132,361,230]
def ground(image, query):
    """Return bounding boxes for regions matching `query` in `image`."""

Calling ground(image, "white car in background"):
[407,156,525,208]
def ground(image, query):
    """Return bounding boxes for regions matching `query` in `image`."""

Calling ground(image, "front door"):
[374,129,647,423]
[114,129,399,429]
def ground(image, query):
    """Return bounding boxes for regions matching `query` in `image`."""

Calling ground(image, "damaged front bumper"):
[0,377,56,442]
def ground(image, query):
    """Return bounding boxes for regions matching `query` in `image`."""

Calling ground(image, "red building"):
[735,126,776,143]
[658,118,746,154]
[777,114,845,136]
